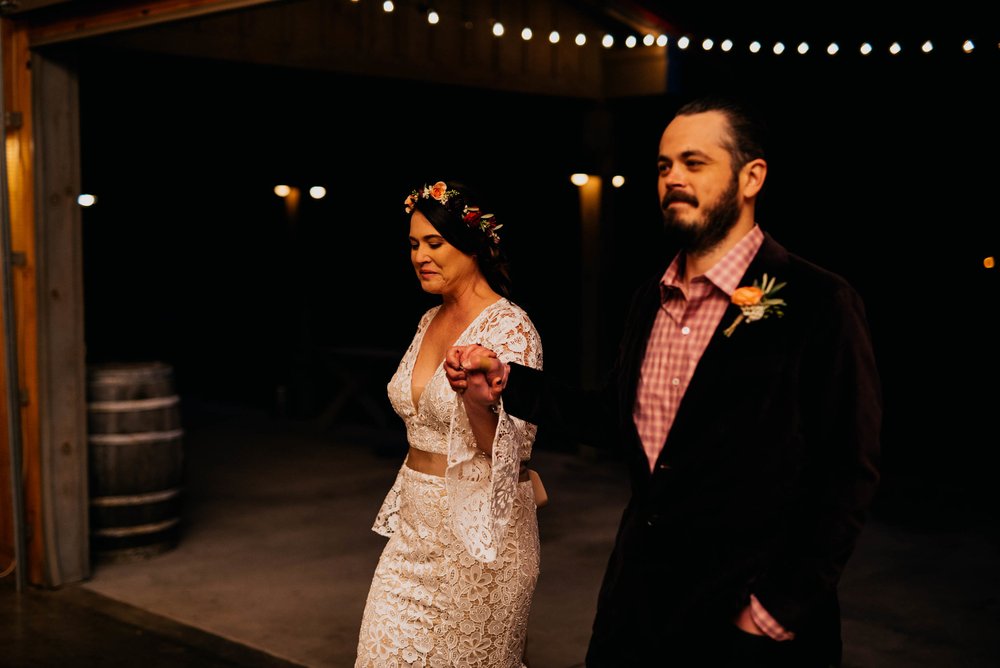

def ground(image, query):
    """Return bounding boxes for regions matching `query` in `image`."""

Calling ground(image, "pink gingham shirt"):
[633,225,764,470]
[632,225,795,641]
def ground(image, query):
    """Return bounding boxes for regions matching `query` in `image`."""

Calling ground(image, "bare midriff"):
[405,447,448,477]
[405,446,530,481]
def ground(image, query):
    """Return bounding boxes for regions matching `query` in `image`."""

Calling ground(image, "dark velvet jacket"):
[504,234,881,666]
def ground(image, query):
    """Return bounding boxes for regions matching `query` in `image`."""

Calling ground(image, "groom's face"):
[657,111,742,253]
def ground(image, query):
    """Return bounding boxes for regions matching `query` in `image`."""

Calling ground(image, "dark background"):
[76,38,998,520]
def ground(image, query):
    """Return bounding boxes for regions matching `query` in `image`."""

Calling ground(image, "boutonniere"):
[723,273,787,337]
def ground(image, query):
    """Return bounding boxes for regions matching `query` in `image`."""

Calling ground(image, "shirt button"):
[671,378,680,386]
[681,326,691,335]
[647,514,660,527]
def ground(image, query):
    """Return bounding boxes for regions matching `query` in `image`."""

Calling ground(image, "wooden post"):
[0,17,42,585]
[577,175,602,389]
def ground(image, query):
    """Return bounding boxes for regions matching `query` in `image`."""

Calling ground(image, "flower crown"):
[404,181,502,245]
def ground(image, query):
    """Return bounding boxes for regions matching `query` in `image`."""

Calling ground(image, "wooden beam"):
[23,0,280,47]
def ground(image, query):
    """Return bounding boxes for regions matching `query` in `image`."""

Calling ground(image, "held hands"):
[444,344,509,408]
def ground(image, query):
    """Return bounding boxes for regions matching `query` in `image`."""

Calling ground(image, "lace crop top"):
[373,298,543,562]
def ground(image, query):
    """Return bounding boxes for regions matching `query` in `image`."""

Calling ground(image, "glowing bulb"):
[575,33,586,46]
[984,256,995,269]
[309,186,326,200]
[922,40,933,53]
[521,27,532,41]
[611,175,625,188]
[549,30,560,44]
[492,22,504,37]
[274,185,291,198]
[749,41,762,53]
[625,35,637,48]
[797,42,809,54]
[963,39,974,53]
[889,42,902,55]
[702,38,714,50]
[773,42,785,55]
[570,173,590,186]
[721,39,733,52]
[382,1,393,12]
[77,193,96,207]
[602,34,614,48]
[677,36,690,49]
[860,42,873,55]
[643,34,655,47]
[427,10,439,25]
[827,42,840,55]
[656,34,668,47]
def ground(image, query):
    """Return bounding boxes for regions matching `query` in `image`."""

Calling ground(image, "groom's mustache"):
[662,191,699,209]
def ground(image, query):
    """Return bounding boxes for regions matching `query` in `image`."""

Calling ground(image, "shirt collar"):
[659,225,765,299]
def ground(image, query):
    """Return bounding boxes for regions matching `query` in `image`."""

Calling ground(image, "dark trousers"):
[586,622,834,668]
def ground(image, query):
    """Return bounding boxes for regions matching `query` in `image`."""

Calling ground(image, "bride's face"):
[408,210,478,296]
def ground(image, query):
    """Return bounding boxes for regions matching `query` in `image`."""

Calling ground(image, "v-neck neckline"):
[409,298,505,416]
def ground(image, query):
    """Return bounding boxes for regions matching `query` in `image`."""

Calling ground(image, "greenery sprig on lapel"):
[723,273,787,337]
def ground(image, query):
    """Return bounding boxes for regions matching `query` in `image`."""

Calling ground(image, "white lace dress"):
[355,298,542,668]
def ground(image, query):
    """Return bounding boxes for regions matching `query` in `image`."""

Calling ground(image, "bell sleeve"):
[446,306,542,562]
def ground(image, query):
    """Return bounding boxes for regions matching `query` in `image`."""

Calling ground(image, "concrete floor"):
[3,401,999,667]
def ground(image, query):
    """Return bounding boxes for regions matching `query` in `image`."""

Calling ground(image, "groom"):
[446,98,881,667]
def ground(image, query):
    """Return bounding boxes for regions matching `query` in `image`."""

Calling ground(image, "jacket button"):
[647,514,659,527]
[658,463,671,470]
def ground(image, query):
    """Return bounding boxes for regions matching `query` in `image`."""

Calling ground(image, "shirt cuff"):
[749,594,796,641]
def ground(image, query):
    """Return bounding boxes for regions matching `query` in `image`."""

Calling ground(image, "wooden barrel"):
[87,362,183,562]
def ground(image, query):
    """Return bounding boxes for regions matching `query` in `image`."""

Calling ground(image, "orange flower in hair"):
[429,181,449,201]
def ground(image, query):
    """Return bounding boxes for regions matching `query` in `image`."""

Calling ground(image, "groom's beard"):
[661,177,741,256]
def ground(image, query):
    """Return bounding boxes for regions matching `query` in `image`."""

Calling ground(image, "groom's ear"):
[740,158,767,199]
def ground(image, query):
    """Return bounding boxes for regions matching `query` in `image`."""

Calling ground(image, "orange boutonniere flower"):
[723,273,787,337]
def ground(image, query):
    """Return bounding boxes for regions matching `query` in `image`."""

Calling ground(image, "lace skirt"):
[355,465,540,668]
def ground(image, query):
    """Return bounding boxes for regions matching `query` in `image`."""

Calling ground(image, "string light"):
[353,7,997,60]
[309,186,327,200]
[570,173,589,186]
[274,185,291,198]
[77,193,97,207]
[611,175,625,188]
